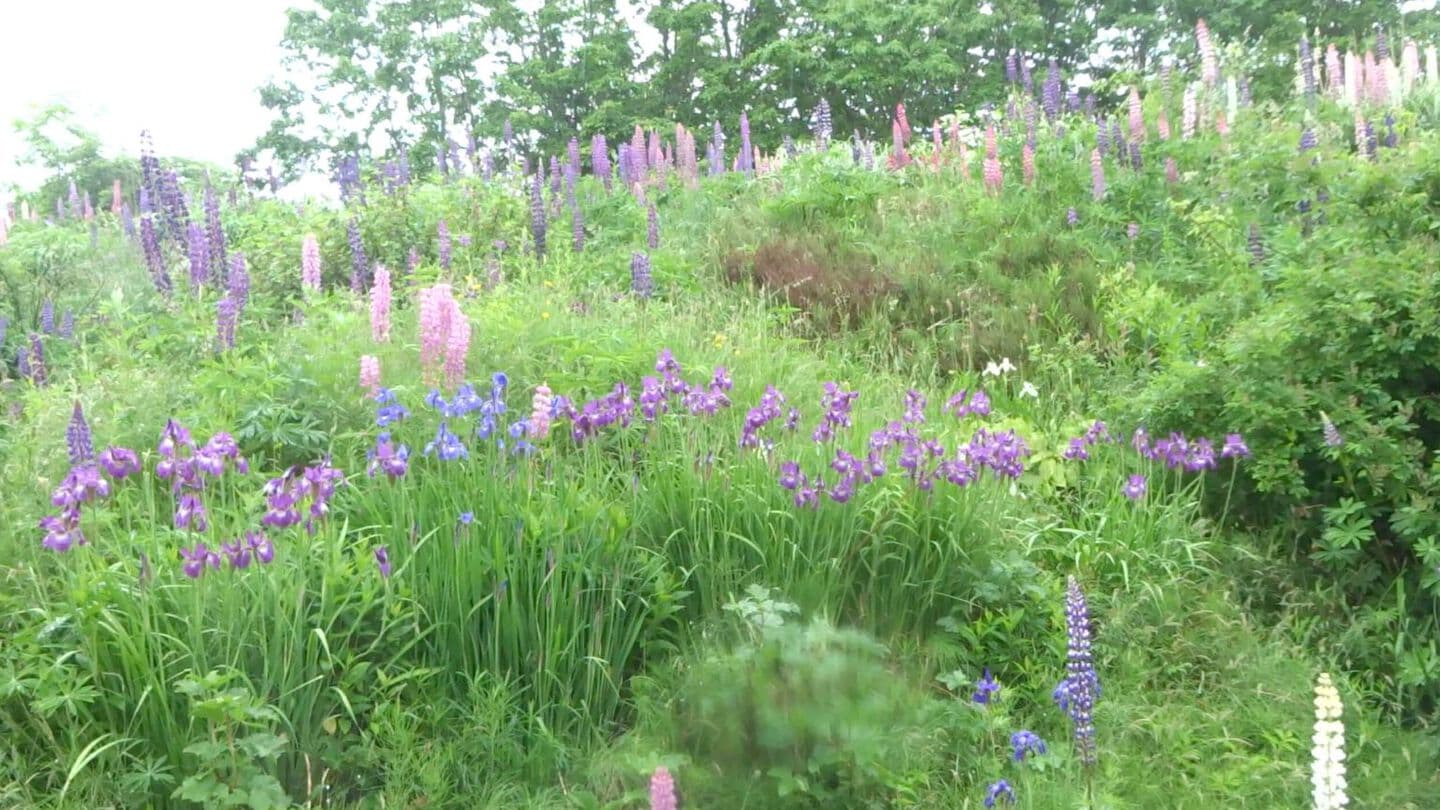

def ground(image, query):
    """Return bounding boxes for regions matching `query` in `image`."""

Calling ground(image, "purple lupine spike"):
[815,99,832,146]
[67,401,95,464]
[40,300,55,335]
[467,134,479,173]
[186,221,210,289]
[228,252,250,315]
[1300,36,1317,100]
[347,218,368,292]
[27,333,47,385]
[617,143,632,188]
[646,204,659,250]
[530,172,547,257]
[17,344,31,380]
[1005,51,1018,84]
[503,118,515,153]
[140,211,172,296]
[438,219,452,270]
[1020,53,1033,94]
[67,180,81,219]
[121,202,135,238]
[59,310,74,339]
[481,149,494,181]
[738,112,753,175]
[139,131,162,209]
[631,251,653,298]
[1058,576,1099,768]
[216,295,237,350]
[1299,128,1317,152]
[592,134,611,193]
[1042,60,1062,119]
[1376,28,1390,62]
[567,137,581,191]
[159,168,189,245]
[711,120,726,175]
[550,154,562,199]
[0,315,8,350]
[1383,113,1397,149]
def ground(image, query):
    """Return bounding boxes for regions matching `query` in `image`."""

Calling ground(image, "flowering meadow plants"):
[4,18,1440,810]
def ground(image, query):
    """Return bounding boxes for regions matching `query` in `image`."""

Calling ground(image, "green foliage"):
[173,670,292,809]
[673,616,930,805]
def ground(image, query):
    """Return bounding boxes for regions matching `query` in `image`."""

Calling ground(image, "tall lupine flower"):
[203,179,226,267]
[82,191,94,221]
[67,180,81,219]
[1156,107,1171,141]
[347,217,368,293]
[1300,128,1318,153]
[185,221,210,290]
[110,178,123,215]
[418,284,453,385]
[359,354,381,395]
[1321,412,1343,447]
[889,117,911,169]
[1325,44,1343,96]
[121,202,135,239]
[1058,576,1099,767]
[814,98,833,146]
[301,233,322,291]
[731,110,754,174]
[1300,36,1317,100]
[649,766,677,810]
[1127,87,1144,144]
[139,193,172,296]
[1311,673,1348,810]
[216,296,237,350]
[1021,143,1035,186]
[1196,18,1218,86]
[1042,60,1062,119]
[631,251,653,298]
[588,134,609,193]
[1181,84,1198,140]
[530,172,546,257]
[227,252,249,316]
[437,218,452,270]
[1401,40,1420,92]
[646,203,660,250]
[528,384,554,440]
[40,300,56,334]
[0,315,8,350]
[370,265,392,342]
[1066,207,1079,227]
[1090,149,1106,200]
[1376,28,1390,62]
[67,401,95,464]
[570,190,585,252]
[982,125,1001,193]
[895,101,911,144]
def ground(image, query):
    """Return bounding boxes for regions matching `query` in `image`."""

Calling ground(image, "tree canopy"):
[250,0,1428,177]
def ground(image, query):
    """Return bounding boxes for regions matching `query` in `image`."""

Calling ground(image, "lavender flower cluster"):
[777,384,1030,508]
[261,460,344,535]
[40,405,143,552]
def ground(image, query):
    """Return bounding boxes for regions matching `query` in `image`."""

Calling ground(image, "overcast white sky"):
[0,0,302,190]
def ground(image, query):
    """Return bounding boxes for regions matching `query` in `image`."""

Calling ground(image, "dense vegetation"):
[3,14,1440,810]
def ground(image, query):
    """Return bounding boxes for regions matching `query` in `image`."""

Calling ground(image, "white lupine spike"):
[1311,673,1348,810]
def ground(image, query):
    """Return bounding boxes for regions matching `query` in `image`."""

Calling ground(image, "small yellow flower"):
[712,333,727,348]
[543,280,555,289]
[541,311,551,320]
